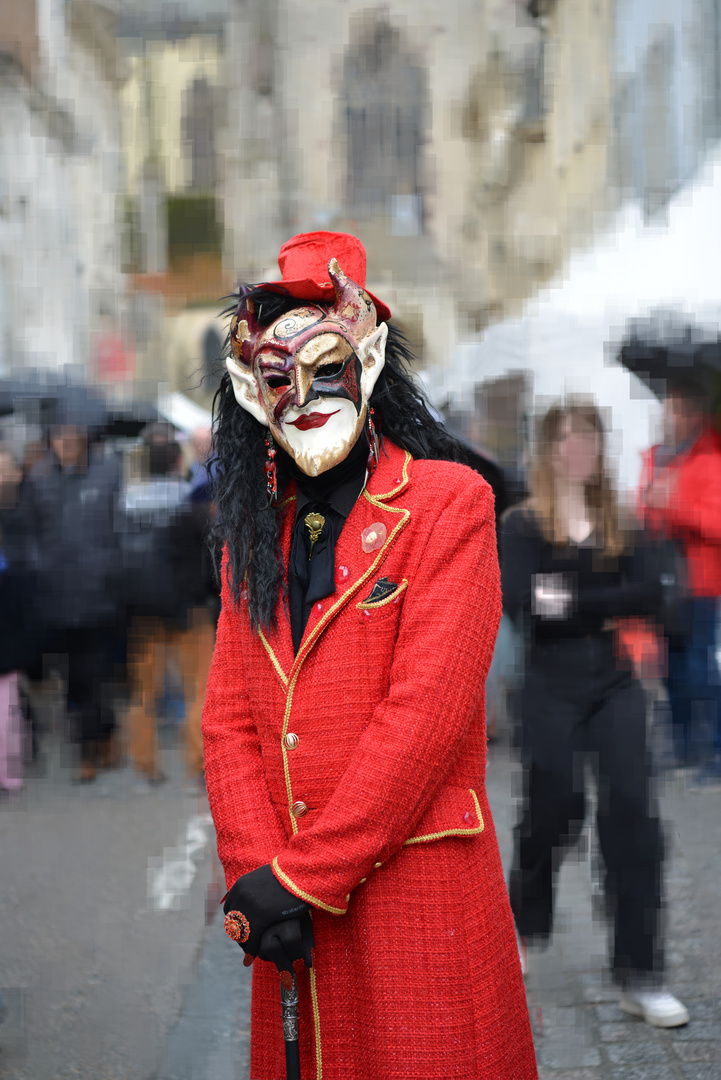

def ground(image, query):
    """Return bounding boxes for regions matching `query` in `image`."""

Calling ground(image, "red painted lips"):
[287,410,340,430]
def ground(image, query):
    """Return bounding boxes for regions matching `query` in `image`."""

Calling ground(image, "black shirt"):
[282,437,368,653]
[500,507,663,645]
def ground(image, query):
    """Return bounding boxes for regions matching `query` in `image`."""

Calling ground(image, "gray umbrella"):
[617,315,721,400]
[0,375,69,422]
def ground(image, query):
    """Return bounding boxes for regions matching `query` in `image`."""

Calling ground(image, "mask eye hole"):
[263,374,292,390]
[317,362,344,379]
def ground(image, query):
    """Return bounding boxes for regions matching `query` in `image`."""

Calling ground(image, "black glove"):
[257,913,315,974]
[223,864,311,961]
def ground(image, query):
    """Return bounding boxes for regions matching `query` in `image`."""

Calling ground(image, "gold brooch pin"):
[304,512,325,558]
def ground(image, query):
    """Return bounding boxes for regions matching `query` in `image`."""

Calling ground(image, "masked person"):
[201,232,537,1080]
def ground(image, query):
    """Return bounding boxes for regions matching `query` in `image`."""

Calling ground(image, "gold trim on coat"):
[309,963,323,1080]
[274,463,412,846]
[265,450,413,1080]
[258,628,289,688]
[403,788,485,845]
[272,858,348,915]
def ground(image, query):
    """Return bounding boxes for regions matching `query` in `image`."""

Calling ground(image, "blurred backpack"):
[117,477,192,619]
[642,535,692,638]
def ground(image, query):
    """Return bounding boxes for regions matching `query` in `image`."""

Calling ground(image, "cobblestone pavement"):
[486,729,721,1080]
[0,689,217,1080]
[157,724,721,1080]
[3,685,719,1079]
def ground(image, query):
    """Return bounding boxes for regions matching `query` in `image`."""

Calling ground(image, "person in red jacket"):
[201,232,537,1080]
[638,379,721,783]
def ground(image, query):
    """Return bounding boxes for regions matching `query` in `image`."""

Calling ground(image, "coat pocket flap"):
[356,578,408,610]
[404,786,484,846]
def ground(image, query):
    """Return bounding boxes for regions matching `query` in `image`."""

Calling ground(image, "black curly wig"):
[211,286,473,631]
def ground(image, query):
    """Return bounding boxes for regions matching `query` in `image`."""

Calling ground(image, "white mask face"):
[226,260,387,476]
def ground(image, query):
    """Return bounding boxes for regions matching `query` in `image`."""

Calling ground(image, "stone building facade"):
[113,0,622,398]
[0,0,129,380]
[220,0,617,372]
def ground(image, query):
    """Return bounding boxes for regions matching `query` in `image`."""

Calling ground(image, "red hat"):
[258,231,392,323]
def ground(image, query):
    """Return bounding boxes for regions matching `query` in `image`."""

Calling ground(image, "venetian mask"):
[226,258,387,477]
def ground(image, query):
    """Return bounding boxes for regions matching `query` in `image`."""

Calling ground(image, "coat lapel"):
[256,443,413,688]
[290,443,412,680]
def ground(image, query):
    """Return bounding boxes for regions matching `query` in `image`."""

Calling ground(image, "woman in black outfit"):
[501,400,689,1028]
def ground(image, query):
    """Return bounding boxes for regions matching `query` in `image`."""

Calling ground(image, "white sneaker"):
[620,988,690,1028]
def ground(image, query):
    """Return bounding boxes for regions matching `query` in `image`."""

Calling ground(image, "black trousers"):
[44,626,120,754]
[510,634,664,983]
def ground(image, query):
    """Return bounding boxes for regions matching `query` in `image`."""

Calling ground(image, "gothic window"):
[641,26,676,216]
[341,10,428,232]
[182,76,218,193]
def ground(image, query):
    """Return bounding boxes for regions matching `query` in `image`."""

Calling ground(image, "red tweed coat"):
[202,440,537,1080]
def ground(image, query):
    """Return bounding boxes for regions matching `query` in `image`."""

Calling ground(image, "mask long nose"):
[292,333,350,409]
[293,364,320,409]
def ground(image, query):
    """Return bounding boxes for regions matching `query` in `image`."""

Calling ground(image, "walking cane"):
[226,912,302,1079]
[280,971,301,1080]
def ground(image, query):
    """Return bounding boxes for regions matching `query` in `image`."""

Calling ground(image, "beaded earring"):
[365,407,379,476]
[264,433,278,507]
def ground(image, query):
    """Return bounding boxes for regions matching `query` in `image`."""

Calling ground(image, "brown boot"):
[98,732,123,771]
[75,758,97,783]
[74,738,98,783]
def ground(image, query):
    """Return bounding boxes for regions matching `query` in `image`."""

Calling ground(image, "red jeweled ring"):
[224,910,251,944]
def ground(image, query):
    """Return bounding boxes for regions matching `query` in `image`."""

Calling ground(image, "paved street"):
[1,687,720,1080]
[0,686,220,1080]
[486,732,721,1080]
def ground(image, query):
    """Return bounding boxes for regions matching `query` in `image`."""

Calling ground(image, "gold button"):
[345,894,351,902]
[359,877,367,884]
[291,800,308,818]
[373,861,382,868]
[285,733,299,750]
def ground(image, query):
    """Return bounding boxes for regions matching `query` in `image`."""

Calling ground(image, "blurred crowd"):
[2,376,719,796]
[1,376,720,801]
[0,401,218,791]
[1,368,720,1026]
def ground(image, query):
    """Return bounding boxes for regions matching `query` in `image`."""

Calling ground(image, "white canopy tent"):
[427,143,721,492]
[156,391,212,435]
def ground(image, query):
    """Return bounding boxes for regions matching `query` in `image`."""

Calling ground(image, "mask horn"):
[229,288,262,368]
[327,258,377,343]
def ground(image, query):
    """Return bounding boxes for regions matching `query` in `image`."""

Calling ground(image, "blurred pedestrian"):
[638,379,721,783]
[187,426,213,497]
[120,422,215,784]
[185,423,220,621]
[0,443,39,572]
[0,444,38,792]
[0,441,44,762]
[501,399,689,1028]
[24,411,124,782]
